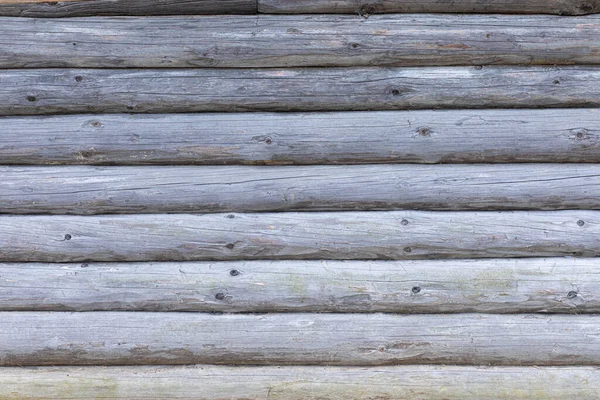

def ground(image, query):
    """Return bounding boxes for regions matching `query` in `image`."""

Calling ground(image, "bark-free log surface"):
[1,312,599,366]
[3,14,600,68]
[4,164,600,214]
[2,366,600,399]
[5,66,600,115]
[0,258,593,313]
[0,0,257,17]
[2,110,600,165]
[0,211,597,262]
[258,0,600,15]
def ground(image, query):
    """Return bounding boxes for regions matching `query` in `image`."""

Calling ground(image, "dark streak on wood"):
[0,0,257,17]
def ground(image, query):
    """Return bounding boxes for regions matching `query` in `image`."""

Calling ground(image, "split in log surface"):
[0,258,593,313]
[3,110,600,165]
[3,14,600,68]
[2,365,600,399]
[1,312,600,366]
[5,66,600,115]
[0,211,598,262]
[258,0,600,15]
[0,0,257,17]
[3,164,600,214]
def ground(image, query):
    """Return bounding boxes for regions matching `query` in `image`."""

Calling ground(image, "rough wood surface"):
[3,14,600,68]
[0,312,599,366]
[0,211,597,262]
[4,66,600,115]
[0,258,594,313]
[0,0,257,17]
[3,164,600,214]
[258,0,600,15]
[2,365,600,400]
[3,110,600,165]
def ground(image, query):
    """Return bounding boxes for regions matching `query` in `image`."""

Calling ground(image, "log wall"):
[1,0,599,398]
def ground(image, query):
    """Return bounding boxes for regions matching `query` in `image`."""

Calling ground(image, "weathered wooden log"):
[3,110,600,165]
[2,365,600,399]
[258,0,600,15]
[3,164,600,214]
[3,14,600,68]
[0,312,599,365]
[0,0,257,17]
[4,66,600,115]
[0,258,593,313]
[1,111,600,165]
[0,211,597,262]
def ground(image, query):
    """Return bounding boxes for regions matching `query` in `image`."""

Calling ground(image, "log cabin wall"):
[1,0,600,398]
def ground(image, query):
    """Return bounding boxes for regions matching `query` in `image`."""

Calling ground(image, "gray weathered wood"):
[0,0,257,17]
[0,258,595,313]
[3,14,600,68]
[258,0,600,15]
[3,164,600,214]
[2,365,600,399]
[0,312,599,365]
[0,211,597,262]
[3,110,600,165]
[4,66,600,115]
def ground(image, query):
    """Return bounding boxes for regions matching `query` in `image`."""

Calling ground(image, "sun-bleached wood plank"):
[1,365,599,399]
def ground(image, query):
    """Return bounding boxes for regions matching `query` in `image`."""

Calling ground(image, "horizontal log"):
[1,312,599,365]
[3,14,600,68]
[3,66,600,115]
[2,366,600,399]
[3,164,600,214]
[258,0,600,15]
[0,0,257,17]
[0,258,594,313]
[0,211,597,262]
[3,110,600,165]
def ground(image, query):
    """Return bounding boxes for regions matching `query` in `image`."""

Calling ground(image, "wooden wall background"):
[1,0,600,398]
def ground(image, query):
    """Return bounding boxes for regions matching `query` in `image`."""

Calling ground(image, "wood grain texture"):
[0,211,597,262]
[0,0,257,17]
[3,14,600,68]
[3,110,600,165]
[3,164,600,214]
[2,366,600,400]
[0,312,599,366]
[0,258,593,313]
[258,0,600,15]
[4,66,600,115]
